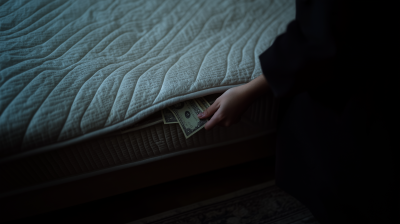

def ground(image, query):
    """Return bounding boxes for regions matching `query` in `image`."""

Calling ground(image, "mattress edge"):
[0,85,241,164]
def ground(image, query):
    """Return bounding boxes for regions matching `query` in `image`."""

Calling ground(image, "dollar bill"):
[167,100,207,139]
[161,109,178,124]
[195,97,210,111]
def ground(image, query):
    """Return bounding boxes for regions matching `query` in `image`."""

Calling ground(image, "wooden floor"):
[5,156,275,224]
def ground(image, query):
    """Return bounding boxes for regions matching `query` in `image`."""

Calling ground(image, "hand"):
[197,86,251,130]
[198,75,269,130]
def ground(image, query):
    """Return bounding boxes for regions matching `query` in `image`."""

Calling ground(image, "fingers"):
[204,110,223,130]
[197,101,218,119]
[218,117,239,128]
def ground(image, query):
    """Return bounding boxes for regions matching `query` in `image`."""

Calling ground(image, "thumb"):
[198,101,219,119]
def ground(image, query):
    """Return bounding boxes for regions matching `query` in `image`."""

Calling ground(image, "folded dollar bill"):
[195,97,210,111]
[161,109,178,124]
[167,99,207,139]
[161,95,221,138]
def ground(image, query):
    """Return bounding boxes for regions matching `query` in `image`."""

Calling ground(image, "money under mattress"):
[0,0,295,159]
[0,95,276,197]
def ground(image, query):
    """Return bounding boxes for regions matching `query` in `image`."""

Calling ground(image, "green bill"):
[168,100,207,139]
[195,97,210,111]
[161,109,178,124]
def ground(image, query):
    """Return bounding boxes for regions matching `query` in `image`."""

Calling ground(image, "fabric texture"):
[258,0,398,223]
[0,0,295,157]
[0,94,275,198]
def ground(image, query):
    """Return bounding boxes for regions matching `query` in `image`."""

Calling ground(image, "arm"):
[260,0,337,98]
[199,0,339,129]
[198,75,269,130]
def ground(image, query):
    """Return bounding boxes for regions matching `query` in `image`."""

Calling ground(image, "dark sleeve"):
[259,0,338,98]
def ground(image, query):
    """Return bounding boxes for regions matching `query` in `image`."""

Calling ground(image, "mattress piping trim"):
[0,84,242,164]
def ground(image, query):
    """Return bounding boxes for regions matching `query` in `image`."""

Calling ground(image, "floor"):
[6,156,276,224]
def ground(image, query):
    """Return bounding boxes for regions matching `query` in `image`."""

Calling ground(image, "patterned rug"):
[127,181,319,224]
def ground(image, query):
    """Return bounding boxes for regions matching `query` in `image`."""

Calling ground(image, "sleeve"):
[259,0,338,98]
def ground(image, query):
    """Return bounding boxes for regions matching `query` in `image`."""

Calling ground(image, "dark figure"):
[198,1,398,223]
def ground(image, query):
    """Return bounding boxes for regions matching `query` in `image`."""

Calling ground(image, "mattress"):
[0,94,277,198]
[0,0,294,197]
[0,0,294,159]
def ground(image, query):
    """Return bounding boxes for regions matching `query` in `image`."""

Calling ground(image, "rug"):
[127,181,319,224]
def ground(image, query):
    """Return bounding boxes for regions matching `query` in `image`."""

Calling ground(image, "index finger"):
[198,100,218,119]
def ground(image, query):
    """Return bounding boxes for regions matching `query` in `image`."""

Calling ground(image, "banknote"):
[195,97,210,111]
[161,109,178,124]
[168,100,207,139]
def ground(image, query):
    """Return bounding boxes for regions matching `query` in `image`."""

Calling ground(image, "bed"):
[0,0,295,221]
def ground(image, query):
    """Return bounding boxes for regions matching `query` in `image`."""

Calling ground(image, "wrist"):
[244,74,269,98]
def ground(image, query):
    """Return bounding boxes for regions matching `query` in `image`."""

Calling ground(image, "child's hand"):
[197,75,270,130]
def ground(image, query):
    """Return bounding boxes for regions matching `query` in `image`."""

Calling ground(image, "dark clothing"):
[259,1,398,223]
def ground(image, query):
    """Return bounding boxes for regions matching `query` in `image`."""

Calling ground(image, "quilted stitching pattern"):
[0,0,294,156]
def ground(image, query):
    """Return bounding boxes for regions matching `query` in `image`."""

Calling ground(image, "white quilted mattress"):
[0,0,295,159]
[0,93,276,197]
